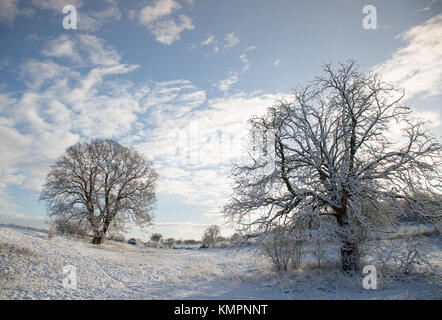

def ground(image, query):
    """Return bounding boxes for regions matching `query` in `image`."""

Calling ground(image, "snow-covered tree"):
[40,139,159,244]
[223,61,441,272]
[202,225,221,248]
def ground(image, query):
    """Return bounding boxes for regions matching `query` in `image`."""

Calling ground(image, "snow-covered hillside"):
[0,224,440,300]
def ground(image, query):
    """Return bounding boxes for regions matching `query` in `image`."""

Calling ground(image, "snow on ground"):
[0,224,441,300]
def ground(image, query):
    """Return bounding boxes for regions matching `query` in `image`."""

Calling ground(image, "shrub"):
[47,221,57,239]
[257,226,304,271]
[366,236,438,281]
[53,218,90,238]
[108,234,126,243]
[165,238,176,248]
[150,233,163,243]
[307,222,336,268]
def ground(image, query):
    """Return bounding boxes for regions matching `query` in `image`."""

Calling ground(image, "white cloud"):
[31,0,120,32]
[139,0,181,24]
[31,0,83,11]
[135,89,280,211]
[0,0,20,24]
[216,73,239,92]
[372,13,442,99]
[0,0,34,24]
[0,34,146,201]
[273,59,280,67]
[41,34,122,66]
[19,59,79,91]
[240,54,250,71]
[77,34,122,66]
[416,0,438,12]
[200,34,215,46]
[41,34,79,62]
[138,0,194,45]
[245,46,257,51]
[95,0,121,21]
[224,32,239,48]
[148,14,195,45]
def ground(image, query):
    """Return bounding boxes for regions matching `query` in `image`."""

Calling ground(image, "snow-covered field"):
[0,224,441,300]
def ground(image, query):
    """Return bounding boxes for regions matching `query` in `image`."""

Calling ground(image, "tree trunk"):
[91,220,110,245]
[340,239,359,273]
[92,233,104,244]
[337,214,360,273]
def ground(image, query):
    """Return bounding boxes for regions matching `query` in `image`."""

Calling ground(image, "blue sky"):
[0,0,441,240]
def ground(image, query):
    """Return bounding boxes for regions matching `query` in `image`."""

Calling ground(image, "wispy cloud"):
[244,46,257,51]
[224,32,239,48]
[0,34,142,204]
[41,34,79,62]
[273,59,280,67]
[0,0,34,25]
[0,29,281,235]
[415,0,438,12]
[0,0,20,24]
[41,34,122,66]
[200,34,215,46]
[30,0,121,31]
[240,54,250,71]
[216,73,239,92]
[31,0,83,11]
[139,0,180,24]
[372,13,442,99]
[138,90,280,212]
[78,0,121,32]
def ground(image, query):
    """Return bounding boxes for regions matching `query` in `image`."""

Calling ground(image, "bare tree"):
[257,226,303,271]
[223,60,441,272]
[202,225,221,248]
[40,139,159,244]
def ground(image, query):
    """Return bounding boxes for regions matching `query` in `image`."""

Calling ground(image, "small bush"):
[52,218,90,239]
[366,236,438,281]
[165,238,176,248]
[108,234,126,243]
[0,242,36,257]
[47,222,57,239]
[257,226,304,271]
[307,223,336,268]
[150,233,163,243]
